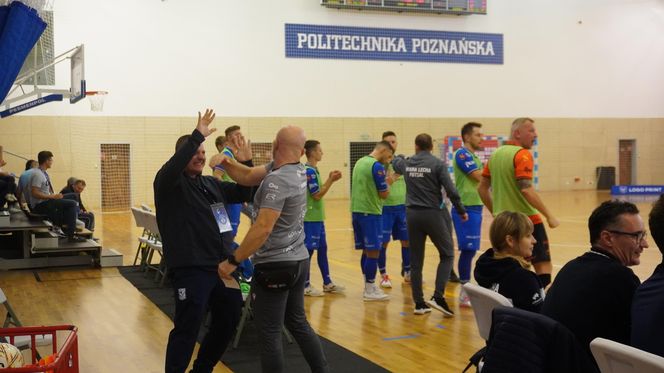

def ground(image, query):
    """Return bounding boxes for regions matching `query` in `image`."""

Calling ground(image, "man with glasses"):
[542,200,646,363]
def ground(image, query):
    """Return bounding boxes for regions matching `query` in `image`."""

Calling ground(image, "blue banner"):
[285,23,503,64]
[611,185,664,196]
[0,94,62,118]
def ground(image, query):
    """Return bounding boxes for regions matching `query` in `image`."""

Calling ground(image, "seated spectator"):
[0,157,18,209]
[30,151,86,243]
[16,159,38,206]
[474,211,545,312]
[631,193,664,357]
[542,200,645,360]
[61,178,95,231]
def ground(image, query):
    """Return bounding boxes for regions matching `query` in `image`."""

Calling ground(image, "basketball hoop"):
[86,91,107,112]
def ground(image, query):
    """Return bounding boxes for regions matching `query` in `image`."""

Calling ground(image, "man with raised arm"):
[217,126,329,373]
[155,110,253,373]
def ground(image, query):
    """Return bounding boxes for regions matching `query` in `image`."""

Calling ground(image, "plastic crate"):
[0,325,78,372]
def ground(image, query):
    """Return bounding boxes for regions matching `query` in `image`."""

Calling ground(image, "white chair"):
[131,207,151,267]
[142,211,167,286]
[462,282,513,341]
[1,287,21,328]
[590,338,664,373]
[1,288,52,350]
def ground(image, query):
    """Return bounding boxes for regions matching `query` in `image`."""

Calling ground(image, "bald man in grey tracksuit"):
[392,133,467,316]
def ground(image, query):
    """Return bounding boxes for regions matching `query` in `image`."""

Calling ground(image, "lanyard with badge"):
[195,178,240,289]
[195,178,233,234]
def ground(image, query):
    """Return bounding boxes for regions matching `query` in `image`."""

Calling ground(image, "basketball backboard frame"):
[0,44,87,117]
[69,44,86,103]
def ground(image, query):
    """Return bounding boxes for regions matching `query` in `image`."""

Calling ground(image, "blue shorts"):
[451,205,483,251]
[381,205,409,243]
[226,203,242,236]
[352,213,383,250]
[304,221,327,250]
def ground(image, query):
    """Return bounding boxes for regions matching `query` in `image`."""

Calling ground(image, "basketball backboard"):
[69,44,86,103]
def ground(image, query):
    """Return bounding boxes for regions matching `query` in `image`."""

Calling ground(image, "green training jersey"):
[487,144,539,217]
[384,163,406,207]
[219,147,236,183]
[452,147,483,206]
[304,164,325,222]
[351,156,387,215]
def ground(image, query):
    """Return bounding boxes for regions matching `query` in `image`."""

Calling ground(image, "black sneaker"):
[427,296,454,317]
[67,235,87,243]
[449,270,461,283]
[413,301,432,315]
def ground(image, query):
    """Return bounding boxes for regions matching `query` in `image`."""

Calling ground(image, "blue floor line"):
[383,333,421,341]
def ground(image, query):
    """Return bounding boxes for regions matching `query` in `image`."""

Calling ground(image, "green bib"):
[489,145,539,217]
[305,165,325,222]
[452,148,483,206]
[351,156,384,215]
[384,163,406,206]
[220,147,236,183]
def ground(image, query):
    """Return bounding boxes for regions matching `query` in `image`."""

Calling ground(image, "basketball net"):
[86,91,107,112]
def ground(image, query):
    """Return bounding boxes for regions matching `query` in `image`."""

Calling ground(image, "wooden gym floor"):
[0,190,660,372]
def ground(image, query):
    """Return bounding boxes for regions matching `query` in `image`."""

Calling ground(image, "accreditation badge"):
[210,202,233,233]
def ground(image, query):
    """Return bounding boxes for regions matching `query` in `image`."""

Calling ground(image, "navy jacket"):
[154,129,252,270]
[631,263,664,357]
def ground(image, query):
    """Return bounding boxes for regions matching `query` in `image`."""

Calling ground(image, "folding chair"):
[1,288,52,351]
[131,207,150,267]
[142,211,167,286]
[461,283,513,372]
[232,278,293,349]
[1,287,21,328]
[590,338,664,373]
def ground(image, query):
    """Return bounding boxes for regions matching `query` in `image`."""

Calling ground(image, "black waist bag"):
[254,261,301,292]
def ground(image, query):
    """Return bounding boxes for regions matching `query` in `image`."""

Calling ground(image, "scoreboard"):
[321,0,487,15]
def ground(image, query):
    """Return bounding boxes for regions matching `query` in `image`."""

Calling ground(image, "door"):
[618,139,636,185]
[100,144,131,211]
[349,142,378,192]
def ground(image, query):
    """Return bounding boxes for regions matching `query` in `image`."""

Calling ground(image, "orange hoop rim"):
[85,91,108,96]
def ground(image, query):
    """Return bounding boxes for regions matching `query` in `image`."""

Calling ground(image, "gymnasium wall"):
[2,116,662,210]
[18,0,664,118]
[1,1,663,209]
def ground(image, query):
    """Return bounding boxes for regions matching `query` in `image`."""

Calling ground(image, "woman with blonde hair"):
[473,211,545,312]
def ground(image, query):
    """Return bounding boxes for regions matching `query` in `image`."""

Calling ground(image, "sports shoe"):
[427,296,454,317]
[449,270,461,283]
[459,288,472,308]
[67,235,88,243]
[363,283,389,301]
[323,282,346,293]
[380,274,392,288]
[304,285,324,297]
[413,301,432,315]
[402,270,411,283]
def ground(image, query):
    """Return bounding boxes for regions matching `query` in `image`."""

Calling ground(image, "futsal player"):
[212,126,244,238]
[451,122,485,307]
[303,140,345,296]
[478,117,560,287]
[351,141,394,301]
[378,131,410,287]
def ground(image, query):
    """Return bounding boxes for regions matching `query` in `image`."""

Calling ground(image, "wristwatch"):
[227,254,241,266]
